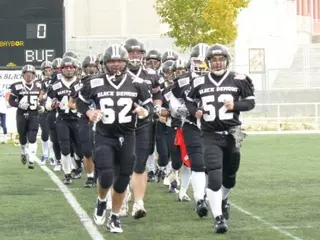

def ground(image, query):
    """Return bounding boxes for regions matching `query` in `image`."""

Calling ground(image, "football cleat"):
[222,198,230,220]
[214,215,228,233]
[155,169,166,183]
[40,156,47,165]
[169,180,179,193]
[147,171,155,182]
[93,199,107,225]
[195,199,208,218]
[131,201,146,219]
[84,177,96,188]
[178,193,191,202]
[53,163,62,172]
[63,174,72,185]
[49,157,55,166]
[107,215,123,233]
[72,167,82,179]
[28,162,34,169]
[21,154,27,165]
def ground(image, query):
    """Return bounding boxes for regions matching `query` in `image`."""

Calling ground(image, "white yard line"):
[231,202,303,240]
[35,158,105,240]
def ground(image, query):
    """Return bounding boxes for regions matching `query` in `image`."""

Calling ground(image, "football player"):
[39,61,55,166]
[156,60,177,186]
[76,44,153,233]
[48,57,63,171]
[123,38,162,219]
[68,55,98,188]
[167,43,210,218]
[186,44,255,233]
[9,65,45,169]
[46,57,83,184]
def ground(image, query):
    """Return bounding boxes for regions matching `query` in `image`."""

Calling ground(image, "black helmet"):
[22,64,36,74]
[162,50,178,63]
[103,44,129,76]
[63,51,78,59]
[52,58,62,71]
[123,38,145,70]
[205,44,230,76]
[40,61,52,71]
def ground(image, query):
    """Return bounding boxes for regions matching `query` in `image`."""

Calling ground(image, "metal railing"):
[242,102,320,131]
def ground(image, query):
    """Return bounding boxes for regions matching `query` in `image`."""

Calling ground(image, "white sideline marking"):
[231,202,303,240]
[34,158,105,240]
[245,130,320,135]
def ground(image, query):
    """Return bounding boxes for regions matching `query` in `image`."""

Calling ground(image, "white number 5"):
[100,98,133,124]
[202,94,234,121]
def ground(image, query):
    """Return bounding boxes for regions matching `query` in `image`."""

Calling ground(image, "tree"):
[154,0,250,50]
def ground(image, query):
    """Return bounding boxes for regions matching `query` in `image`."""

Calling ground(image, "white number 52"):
[202,94,234,121]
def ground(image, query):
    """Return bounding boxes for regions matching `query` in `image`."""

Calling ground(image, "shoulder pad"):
[132,77,144,84]
[52,82,62,91]
[234,73,247,80]
[36,82,42,88]
[193,76,205,88]
[90,78,104,88]
[74,83,83,92]
[164,91,173,102]
[14,83,23,91]
[177,77,189,88]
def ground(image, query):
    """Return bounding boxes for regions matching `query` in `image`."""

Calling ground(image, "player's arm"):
[134,80,154,119]
[150,74,162,117]
[45,86,58,111]
[76,80,99,122]
[232,75,255,112]
[8,83,20,108]
[68,81,81,109]
[186,83,201,118]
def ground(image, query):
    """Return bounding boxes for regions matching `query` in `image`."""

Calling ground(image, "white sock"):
[87,173,94,178]
[166,161,172,174]
[191,171,206,201]
[110,211,119,217]
[28,143,37,163]
[3,134,7,142]
[107,189,112,201]
[146,154,155,172]
[48,141,55,159]
[41,140,49,157]
[98,196,107,202]
[61,154,72,174]
[206,188,222,218]
[21,144,27,155]
[222,185,232,200]
[180,165,191,196]
[70,156,77,170]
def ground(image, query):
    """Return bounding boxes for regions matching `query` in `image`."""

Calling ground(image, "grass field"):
[0,134,319,240]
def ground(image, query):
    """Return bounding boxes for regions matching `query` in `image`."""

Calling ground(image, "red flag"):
[174,128,191,168]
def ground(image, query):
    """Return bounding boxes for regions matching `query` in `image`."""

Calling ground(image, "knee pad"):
[99,169,114,189]
[223,152,241,188]
[113,174,130,194]
[134,158,147,174]
[207,169,222,191]
[60,145,70,156]
[28,130,38,144]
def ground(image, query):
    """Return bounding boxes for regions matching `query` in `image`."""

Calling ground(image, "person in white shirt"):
[0,85,8,143]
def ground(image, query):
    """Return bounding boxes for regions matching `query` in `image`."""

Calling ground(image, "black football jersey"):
[129,67,161,126]
[187,71,255,131]
[79,73,153,137]
[10,80,43,113]
[47,76,81,120]
[171,72,199,125]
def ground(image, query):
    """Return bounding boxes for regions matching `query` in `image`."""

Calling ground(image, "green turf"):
[1,134,319,240]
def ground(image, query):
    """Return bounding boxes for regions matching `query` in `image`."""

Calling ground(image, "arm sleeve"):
[234,77,255,112]
[76,81,92,115]
[186,84,200,117]
[8,84,18,107]
[136,81,154,117]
